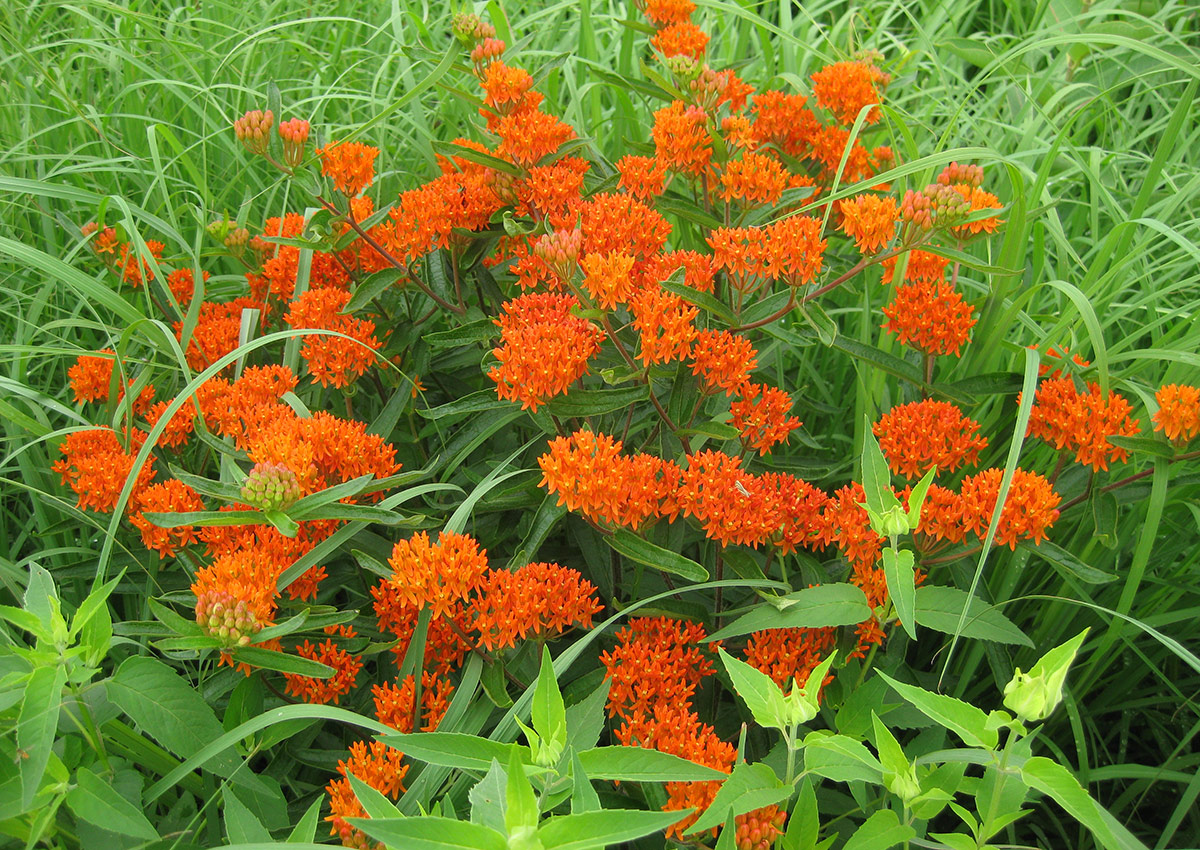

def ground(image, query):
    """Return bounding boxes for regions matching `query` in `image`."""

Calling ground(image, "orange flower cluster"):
[706,216,827,289]
[652,101,712,175]
[958,468,1061,549]
[284,288,381,387]
[538,430,680,530]
[489,292,604,411]
[881,249,950,285]
[882,281,976,357]
[690,329,758,395]
[629,285,699,365]
[1154,384,1200,443]
[651,21,710,59]
[383,530,489,619]
[601,616,715,718]
[481,61,534,111]
[53,428,155,513]
[174,297,266,371]
[166,267,209,307]
[319,140,379,196]
[285,625,364,705]
[1026,377,1140,470]
[719,152,789,206]
[581,250,637,309]
[743,626,837,688]
[471,562,602,650]
[839,194,898,254]
[372,672,455,733]
[810,60,891,125]
[730,382,802,454]
[325,740,408,849]
[873,400,988,478]
[68,349,155,415]
[617,154,668,200]
[130,479,204,557]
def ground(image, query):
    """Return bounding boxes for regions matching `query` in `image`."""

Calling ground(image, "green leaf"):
[148,597,205,636]
[68,574,121,640]
[1022,540,1117,584]
[882,549,917,640]
[783,778,819,850]
[565,679,610,756]
[913,586,1032,646]
[505,747,539,833]
[802,733,883,784]
[544,386,649,417]
[287,797,323,843]
[1107,435,1175,459]
[18,664,67,808]
[262,509,300,537]
[344,268,408,314]
[688,762,789,835]
[576,746,729,782]
[418,389,511,420]
[229,647,335,678]
[709,584,870,641]
[531,647,567,764]
[607,529,708,582]
[1021,757,1148,850]
[349,816,508,850]
[570,753,601,815]
[540,809,691,850]
[469,760,508,833]
[860,420,901,518]
[0,605,51,642]
[224,787,271,843]
[660,273,737,324]
[905,465,938,530]
[66,763,157,835]
[379,733,524,772]
[107,656,243,777]
[841,809,916,850]
[1091,491,1119,549]
[797,302,836,345]
[347,771,402,820]
[875,671,997,749]
[718,649,788,731]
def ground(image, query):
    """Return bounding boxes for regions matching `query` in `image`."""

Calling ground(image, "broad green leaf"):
[344,268,408,314]
[539,809,691,850]
[66,765,157,840]
[379,733,524,772]
[1021,757,1148,850]
[107,656,243,777]
[224,787,271,843]
[18,664,67,809]
[545,386,649,417]
[797,302,836,345]
[1022,541,1117,584]
[531,647,567,766]
[287,797,323,843]
[418,389,510,419]
[23,563,58,633]
[607,529,708,582]
[802,733,883,784]
[347,771,402,820]
[1107,435,1175,459]
[860,421,896,517]
[876,672,997,749]
[469,760,508,833]
[505,747,540,834]
[783,778,819,850]
[709,584,870,641]
[688,762,789,835]
[68,573,121,640]
[914,585,1032,646]
[841,809,916,850]
[565,679,610,756]
[349,816,508,850]
[576,746,728,782]
[570,753,601,815]
[718,649,788,731]
[882,549,917,640]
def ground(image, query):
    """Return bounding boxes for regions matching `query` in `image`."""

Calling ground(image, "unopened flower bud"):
[1003,629,1088,723]
[240,461,302,511]
[278,118,310,169]
[234,109,274,157]
[534,228,582,284]
[224,226,250,258]
[452,12,495,45]
[471,37,506,70]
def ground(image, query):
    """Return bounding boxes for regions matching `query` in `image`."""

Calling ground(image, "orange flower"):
[641,250,716,294]
[517,157,589,228]
[911,483,966,544]
[285,627,364,705]
[644,0,696,26]
[1153,384,1200,443]
[651,21,709,58]
[707,218,826,288]
[470,562,602,650]
[481,61,534,111]
[284,288,381,388]
[1026,377,1140,471]
[175,298,265,371]
[384,530,489,620]
[750,91,818,158]
[496,107,576,166]
[192,549,281,663]
[326,740,408,849]
[652,101,712,175]
[52,428,155,513]
[743,627,837,688]
[958,468,1061,549]
[489,292,605,412]
[719,152,789,206]
[730,383,802,454]
[690,329,757,395]
[581,250,637,309]
[630,285,699,365]
[882,281,976,357]
[810,60,891,125]
[373,672,455,733]
[761,472,829,554]
[819,483,884,572]
[873,400,988,479]
[676,450,781,547]
[950,185,1003,236]
[130,479,203,558]
[601,617,716,718]
[372,595,473,676]
[67,349,155,415]
[118,240,165,287]
[581,192,672,258]
[839,194,898,254]
[166,267,209,307]
[145,398,196,448]
[617,154,668,200]
[318,140,379,196]
[881,249,949,285]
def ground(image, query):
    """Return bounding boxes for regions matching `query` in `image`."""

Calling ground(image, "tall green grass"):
[1,0,1198,845]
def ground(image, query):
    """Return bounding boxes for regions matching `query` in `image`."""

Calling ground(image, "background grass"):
[1,0,1198,846]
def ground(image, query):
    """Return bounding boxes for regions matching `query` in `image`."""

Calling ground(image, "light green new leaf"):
[802,733,883,785]
[380,733,524,772]
[842,810,916,850]
[1021,757,1148,850]
[576,746,728,782]
[913,586,1032,646]
[719,649,788,731]
[506,747,540,835]
[531,646,567,764]
[347,771,402,820]
[349,816,508,850]
[66,766,158,840]
[876,671,997,749]
[881,549,917,640]
[709,584,869,641]
[539,809,692,850]
[688,762,790,835]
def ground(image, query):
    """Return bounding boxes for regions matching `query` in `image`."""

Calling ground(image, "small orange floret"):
[52,428,156,513]
[950,184,1003,236]
[873,400,988,479]
[690,329,757,396]
[581,250,637,309]
[652,101,712,175]
[385,530,489,620]
[719,152,789,206]
[617,154,668,200]
[1026,377,1140,471]
[600,616,716,718]
[838,194,898,254]
[958,467,1061,549]
[284,630,363,705]
[644,0,696,26]
[284,288,381,388]
[130,478,204,557]
[651,21,709,59]
[1153,384,1200,443]
[881,249,950,285]
[630,285,699,365]
[810,60,890,125]
[730,382,802,454]
[471,562,602,651]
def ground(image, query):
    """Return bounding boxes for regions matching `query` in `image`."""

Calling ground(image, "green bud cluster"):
[196,591,261,647]
[240,461,302,511]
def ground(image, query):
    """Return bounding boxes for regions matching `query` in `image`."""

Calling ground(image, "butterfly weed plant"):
[1,0,1199,848]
